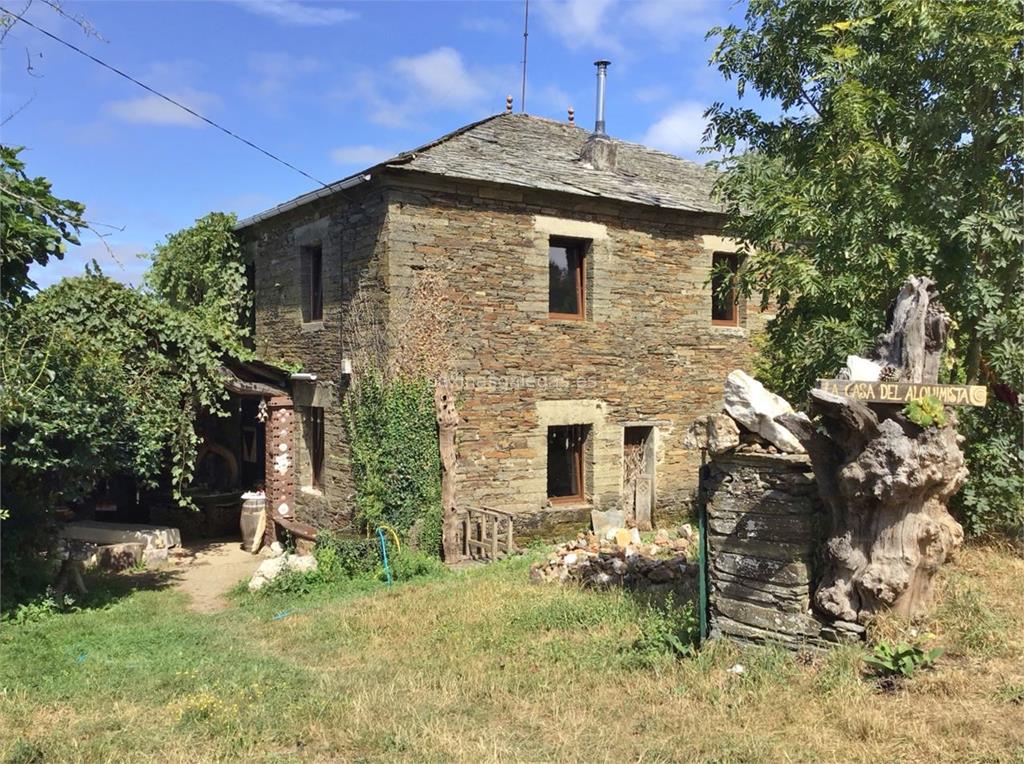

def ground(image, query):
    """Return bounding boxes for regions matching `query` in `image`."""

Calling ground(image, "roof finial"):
[505,94,514,113]
[568,106,575,124]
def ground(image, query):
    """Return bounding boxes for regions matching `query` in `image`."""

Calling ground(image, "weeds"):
[864,641,943,679]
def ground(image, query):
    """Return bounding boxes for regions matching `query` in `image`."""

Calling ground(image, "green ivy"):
[344,374,442,555]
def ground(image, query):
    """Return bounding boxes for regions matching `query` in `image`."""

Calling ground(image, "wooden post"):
[435,378,461,562]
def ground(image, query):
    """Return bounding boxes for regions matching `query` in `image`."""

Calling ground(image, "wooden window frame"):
[302,243,324,323]
[547,424,587,504]
[305,407,325,489]
[548,236,587,321]
[711,251,740,327]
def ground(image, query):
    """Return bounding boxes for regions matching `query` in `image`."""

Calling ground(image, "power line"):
[0,8,330,188]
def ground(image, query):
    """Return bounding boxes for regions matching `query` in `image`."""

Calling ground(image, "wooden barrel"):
[239,495,267,553]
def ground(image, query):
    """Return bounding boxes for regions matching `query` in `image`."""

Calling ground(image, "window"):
[301,243,323,323]
[303,407,325,489]
[547,424,588,503]
[549,237,587,319]
[711,252,739,326]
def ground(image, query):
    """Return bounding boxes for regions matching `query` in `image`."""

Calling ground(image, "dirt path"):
[173,539,263,613]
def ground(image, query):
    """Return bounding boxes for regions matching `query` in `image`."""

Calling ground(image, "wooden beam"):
[817,379,987,407]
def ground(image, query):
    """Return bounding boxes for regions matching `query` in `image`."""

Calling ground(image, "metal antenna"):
[520,0,529,112]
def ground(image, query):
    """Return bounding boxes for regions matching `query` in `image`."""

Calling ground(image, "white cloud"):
[641,101,708,158]
[104,87,220,127]
[329,145,396,166]
[228,0,357,26]
[335,47,512,129]
[624,0,720,45]
[537,0,620,52]
[392,48,486,108]
[247,51,323,99]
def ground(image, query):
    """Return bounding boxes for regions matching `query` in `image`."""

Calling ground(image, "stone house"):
[236,110,766,540]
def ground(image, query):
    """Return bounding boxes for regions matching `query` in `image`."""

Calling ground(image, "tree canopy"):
[0,146,85,306]
[705,0,1023,535]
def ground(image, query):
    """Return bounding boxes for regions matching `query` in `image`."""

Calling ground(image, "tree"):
[0,146,85,305]
[146,211,252,359]
[706,0,1023,535]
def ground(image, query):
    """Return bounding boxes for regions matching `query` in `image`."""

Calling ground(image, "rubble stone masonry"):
[244,173,766,539]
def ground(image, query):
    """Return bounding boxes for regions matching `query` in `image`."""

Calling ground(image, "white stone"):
[591,508,625,536]
[723,370,807,453]
[846,355,882,381]
[248,553,317,591]
[629,527,641,545]
[727,664,745,675]
[678,523,694,540]
[60,521,180,550]
[683,413,741,454]
[269,541,285,557]
[563,553,578,566]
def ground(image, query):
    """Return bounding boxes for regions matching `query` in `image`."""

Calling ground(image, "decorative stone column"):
[264,395,295,547]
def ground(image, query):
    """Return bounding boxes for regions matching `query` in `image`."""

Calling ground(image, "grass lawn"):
[1,543,1023,763]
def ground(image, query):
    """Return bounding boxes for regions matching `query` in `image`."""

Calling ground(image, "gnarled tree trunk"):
[779,276,966,625]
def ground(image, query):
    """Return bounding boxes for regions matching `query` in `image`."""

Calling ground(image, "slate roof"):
[236,113,721,229]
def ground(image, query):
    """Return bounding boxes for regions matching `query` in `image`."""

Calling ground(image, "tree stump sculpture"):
[779,277,967,625]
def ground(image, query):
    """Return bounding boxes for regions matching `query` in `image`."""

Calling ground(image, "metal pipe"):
[593,59,610,135]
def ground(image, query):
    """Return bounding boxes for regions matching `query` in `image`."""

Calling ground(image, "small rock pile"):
[530,525,697,590]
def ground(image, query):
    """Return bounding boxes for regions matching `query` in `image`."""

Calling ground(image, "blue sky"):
[2,0,750,288]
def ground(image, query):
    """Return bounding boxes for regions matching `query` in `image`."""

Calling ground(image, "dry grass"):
[1,544,1023,763]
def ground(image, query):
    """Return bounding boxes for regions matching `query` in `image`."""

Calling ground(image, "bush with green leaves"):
[706,0,1023,537]
[953,400,1024,537]
[864,641,943,679]
[1,181,251,609]
[904,395,948,428]
[344,374,442,554]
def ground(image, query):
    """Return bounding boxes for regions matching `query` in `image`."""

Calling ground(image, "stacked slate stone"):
[687,370,857,647]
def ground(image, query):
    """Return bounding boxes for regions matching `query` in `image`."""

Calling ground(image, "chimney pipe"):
[593,60,610,135]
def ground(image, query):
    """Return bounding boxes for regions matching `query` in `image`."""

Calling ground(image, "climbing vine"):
[344,374,442,554]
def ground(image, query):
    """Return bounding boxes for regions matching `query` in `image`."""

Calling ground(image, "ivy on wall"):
[344,374,443,555]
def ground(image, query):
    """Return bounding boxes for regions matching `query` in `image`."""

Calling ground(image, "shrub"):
[953,399,1024,538]
[627,597,699,668]
[864,641,943,679]
[314,531,381,580]
[344,374,442,552]
[385,548,447,582]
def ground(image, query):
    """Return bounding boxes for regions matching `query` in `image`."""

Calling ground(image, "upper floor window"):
[549,237,587,319]
[301,243,323,323]
[711,252,739,326]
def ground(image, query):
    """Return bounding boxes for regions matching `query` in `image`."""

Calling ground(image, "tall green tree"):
[706,0,1023,535]
[146,211,252,358]
[0,146,85,306]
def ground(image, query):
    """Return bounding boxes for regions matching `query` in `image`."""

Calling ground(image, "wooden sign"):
[817,379,987,407]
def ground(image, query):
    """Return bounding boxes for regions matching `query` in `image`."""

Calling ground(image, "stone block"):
[96,543,145,571]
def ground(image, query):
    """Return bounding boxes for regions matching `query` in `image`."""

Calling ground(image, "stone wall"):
[243,172,767,539]
[242,183,389,531]
[386,174,767,537]
[703,452,827,647]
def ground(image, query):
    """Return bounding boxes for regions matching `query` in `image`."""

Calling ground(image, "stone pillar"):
[264,395,295,547]
[702,452,830,647]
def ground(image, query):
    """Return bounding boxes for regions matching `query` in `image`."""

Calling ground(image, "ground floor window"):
[547,424,588,503]
[303,407,325,489]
